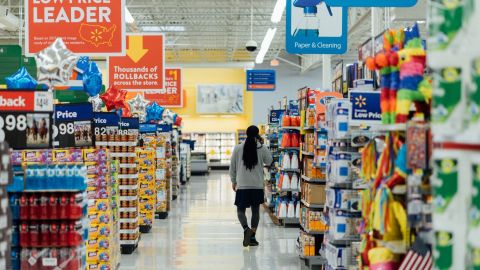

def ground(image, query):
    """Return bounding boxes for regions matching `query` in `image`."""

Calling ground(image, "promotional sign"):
[157,124,173,133]
[26,0,125,56]
[144,68,182,107]
[53,103,94,148]
[0,91,53,149]
[269,110,285,125]
[118,117,140,135]
[289,101,300,116]
[349,91,382,125]
[247,70,276,91]
[93,112,119,136]
[326,0,417,7]
[286,0,348,54]
[109,34,165,91]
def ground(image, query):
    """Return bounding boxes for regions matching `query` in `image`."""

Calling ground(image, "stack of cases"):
[9,149,89,270]
[96,134,139,254]
[0,143,12,270]
[152,135,169,218]
[84,149,120,270]
[136,148,156,232]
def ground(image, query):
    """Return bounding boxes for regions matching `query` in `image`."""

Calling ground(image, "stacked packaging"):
[136,148,156,232]
[0,142,12,270]
[155,134,170,217]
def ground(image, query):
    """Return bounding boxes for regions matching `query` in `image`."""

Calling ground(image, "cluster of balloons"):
[5,38,183,126]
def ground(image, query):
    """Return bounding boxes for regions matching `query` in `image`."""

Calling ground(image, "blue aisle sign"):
[53,103,94,148]
[269,110,285,125]
[349,91,382,125]
[119,117,140,135]
[247,70,276,91]
[326,0,417,7]
[286,0,348,54]
[140,124,157,134]
[157,124,173,133]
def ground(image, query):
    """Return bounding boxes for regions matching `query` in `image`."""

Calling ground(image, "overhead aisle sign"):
[26,0,126,55]
[247,70,276,91]
[145,68,183,107]
[286,0,348,54]
[109,34,165,91]
[325,0,417,6]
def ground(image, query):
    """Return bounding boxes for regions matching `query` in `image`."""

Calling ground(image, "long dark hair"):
[243,125,259,170]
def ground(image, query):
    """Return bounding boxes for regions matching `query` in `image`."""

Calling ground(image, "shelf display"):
[136,148,156,233]
[154,132,172,218]
[0,143,12,270]
[185,132,236,166]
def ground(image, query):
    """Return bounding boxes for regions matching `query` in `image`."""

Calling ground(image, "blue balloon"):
[76,56,90,79]
[5,67,38,89]
[82,62,103,97]
[146,102,165,123]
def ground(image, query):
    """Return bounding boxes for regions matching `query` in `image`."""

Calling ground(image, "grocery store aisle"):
[119,171,301,270]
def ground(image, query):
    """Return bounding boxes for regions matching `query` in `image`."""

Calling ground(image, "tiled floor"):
[119,171,302,270]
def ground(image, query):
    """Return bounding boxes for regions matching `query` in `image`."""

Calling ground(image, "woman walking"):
[230,125,273,247]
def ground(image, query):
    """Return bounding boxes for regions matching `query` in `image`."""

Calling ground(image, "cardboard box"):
[305,184,326,205]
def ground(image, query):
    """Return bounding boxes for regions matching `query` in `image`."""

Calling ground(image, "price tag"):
[93,112,119,138]
[0,91,53,149]
[118,117,140,136]
[53,103,93,148]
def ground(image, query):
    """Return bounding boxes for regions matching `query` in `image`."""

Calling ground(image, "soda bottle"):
[40,223,50,247]
[39,194,49,220]
[19,222,29,247]
[58,195,68,220]
[29,195,39,220]
[58,223,68,247]
[48,194,58,220]
[49,223,59,247]
[29,222,40,247]
[20,194,29,220]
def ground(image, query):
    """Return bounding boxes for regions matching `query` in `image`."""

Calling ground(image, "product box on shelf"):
[302,183,326,205]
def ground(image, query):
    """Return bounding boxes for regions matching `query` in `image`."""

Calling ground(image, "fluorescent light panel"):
[256,27,277,64]
[125,7,135,24]
[271,0,286,23]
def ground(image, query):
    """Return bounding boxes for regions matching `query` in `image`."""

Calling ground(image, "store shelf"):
[302,152,315,156]
[325,234,361,246]
[279,147,300,151]
[279,217,300,225]
[301,224,327,235]
[303,126,315,131]
[278,188,300,192]
[301,175,326,184]
[369,123,407,132]
[279,126,301,130]
[301,199,324,209]
[280,168,300,173]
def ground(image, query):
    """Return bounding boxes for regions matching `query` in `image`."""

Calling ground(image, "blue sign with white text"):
[269,110,285,124]
[286,0,348,54]
[140,124,157,133]
[247,70,276,91]
[119,117,140,130]
[326,0,417,7]
[157,124,173,133]
[349,91,382,125]
[93,112,119,127]
[54,103,93,121]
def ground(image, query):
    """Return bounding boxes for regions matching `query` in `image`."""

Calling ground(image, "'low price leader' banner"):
[0,91,53,149]
[109,34,165,91]
[26,0,126,55]
[145,68,183,107]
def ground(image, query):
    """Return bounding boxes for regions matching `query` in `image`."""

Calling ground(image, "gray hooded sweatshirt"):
[229,142,273,190]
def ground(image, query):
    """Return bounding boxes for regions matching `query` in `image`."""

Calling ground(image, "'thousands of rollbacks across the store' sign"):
[269,110,285,125]
[53,103,94,148]
[325,0,417,6]
[247,70,276,91]
[349,91,382,125]
[25,0,125,55]
[0,90,53,149]
[286,0,348,54]
[109,34,165,90]
[93,112,119,136]
[145,68,183,107]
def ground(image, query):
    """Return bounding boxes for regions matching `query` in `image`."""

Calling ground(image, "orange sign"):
[108,34,165,91]
[145,68,183,108]
[26,0,125,56]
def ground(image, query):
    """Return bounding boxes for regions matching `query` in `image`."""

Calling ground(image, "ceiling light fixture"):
[256,27,277,64]
[271,0,286,23]
[125,7,134,24]
[270,59,280,66]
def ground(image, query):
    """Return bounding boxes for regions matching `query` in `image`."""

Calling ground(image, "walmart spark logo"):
[355,95,367,108]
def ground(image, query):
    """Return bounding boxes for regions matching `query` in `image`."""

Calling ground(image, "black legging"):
[237,205,260,230]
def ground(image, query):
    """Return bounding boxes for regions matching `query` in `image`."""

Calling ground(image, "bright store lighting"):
[270,59,280,66]
[125,7,135,24]
[256,27,277,64]
[271,0,286,23]
[142,26,186,32]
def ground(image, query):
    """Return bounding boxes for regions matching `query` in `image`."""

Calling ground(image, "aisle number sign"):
[286,0,348,54]
[326,0,417,7]
[247,70,276,91]
[0,91,53,149]
[109,34,165,91]
[25,0,126,55]
[145,68,183,107]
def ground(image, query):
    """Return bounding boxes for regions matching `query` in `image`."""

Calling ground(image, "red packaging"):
[20,223,30,247]
[45,249,59,270]
[50,224,59,247]
[39,195,49,220]
[20,248,31,270]
[68,221,82,246]
[58,248,69,270]
[29,195,40,220]
[292,116,300,127]
[68,194,82,220]
[58,223,68,247]
[281,133,291,148]
[58,195,68,220]
[282,115,291,127]
[29,223,40,247]
[291,133,300,147]
[49,195,58,220]
[67,248,79,270]
[20,195,29,220]
[40,223,51,247]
